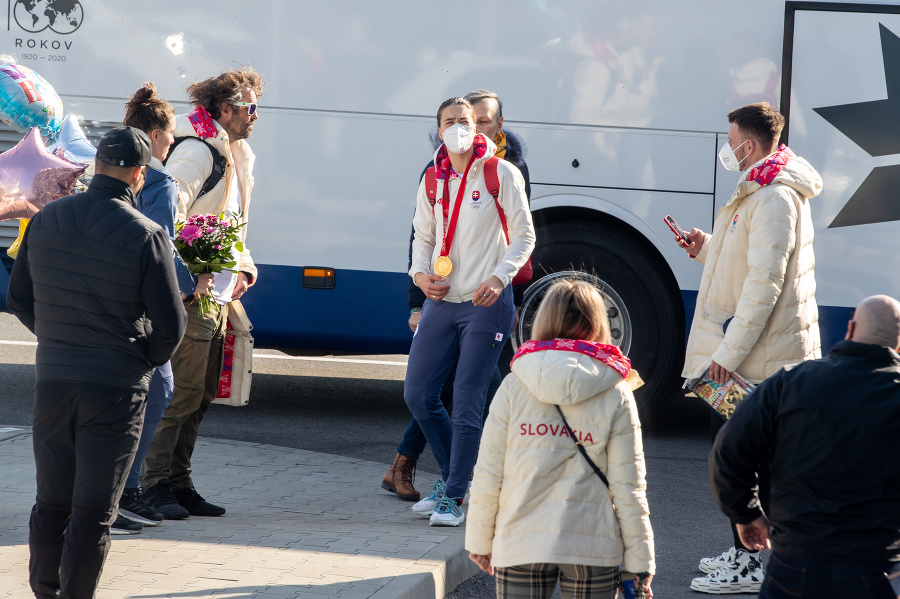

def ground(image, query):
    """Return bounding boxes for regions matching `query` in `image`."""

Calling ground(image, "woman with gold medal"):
[404,97,535,527]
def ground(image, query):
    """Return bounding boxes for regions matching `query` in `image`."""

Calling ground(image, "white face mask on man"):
[442,123,475,154]
[718,140,748,171]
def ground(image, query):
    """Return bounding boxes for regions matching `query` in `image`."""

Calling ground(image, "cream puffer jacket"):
[465,347,655,574]
[682,147,822,383]
[166,114,257,284]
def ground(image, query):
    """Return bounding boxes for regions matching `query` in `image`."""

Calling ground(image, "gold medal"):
[434,255,453,277]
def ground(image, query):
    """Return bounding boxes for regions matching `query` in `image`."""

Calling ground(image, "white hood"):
[511,349,628,407]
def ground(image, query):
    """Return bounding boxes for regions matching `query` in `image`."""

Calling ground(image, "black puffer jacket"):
[7,175,187,391]
[408,129,531,309]
[710,340,900,562]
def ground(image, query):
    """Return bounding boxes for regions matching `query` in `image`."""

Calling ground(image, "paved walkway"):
[0,427,477,599]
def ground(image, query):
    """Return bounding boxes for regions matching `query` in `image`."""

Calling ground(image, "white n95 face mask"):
[442,123,475,154]
[718,140,748,171]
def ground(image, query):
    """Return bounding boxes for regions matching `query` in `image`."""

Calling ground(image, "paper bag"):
[214,300,253,406]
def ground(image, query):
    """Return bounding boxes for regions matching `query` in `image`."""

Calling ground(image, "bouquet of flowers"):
[174,212,246,316]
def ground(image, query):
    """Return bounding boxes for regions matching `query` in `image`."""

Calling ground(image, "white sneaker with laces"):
[689,549,765,594]
[699,546,739,574]
[411,479,445,516]
[429,496,465,527]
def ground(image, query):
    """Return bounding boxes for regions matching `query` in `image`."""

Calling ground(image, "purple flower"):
[206,227,215,233]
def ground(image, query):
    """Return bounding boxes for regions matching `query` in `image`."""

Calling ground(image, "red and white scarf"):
[512,339,631,379]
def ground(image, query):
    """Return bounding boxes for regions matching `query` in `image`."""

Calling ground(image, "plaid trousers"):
[495,563,619,599]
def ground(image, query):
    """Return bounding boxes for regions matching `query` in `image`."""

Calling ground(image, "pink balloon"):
[0,127,84,221]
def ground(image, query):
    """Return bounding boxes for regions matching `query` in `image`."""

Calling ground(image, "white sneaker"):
[411,479,445,516]
[699,546,738,574]
[689,550,764,594]
[429,496,465,527]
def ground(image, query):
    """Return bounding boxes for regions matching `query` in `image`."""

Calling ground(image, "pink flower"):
[178,224,203,246]
[206,227,215,233]
[214,244,222,250]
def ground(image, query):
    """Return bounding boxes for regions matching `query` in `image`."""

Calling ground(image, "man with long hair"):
[142,66,264,519]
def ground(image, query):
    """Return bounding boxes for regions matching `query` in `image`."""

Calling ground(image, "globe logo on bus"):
[14,0,83,35]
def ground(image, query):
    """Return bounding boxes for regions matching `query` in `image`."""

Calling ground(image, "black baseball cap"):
[96,126,152,167]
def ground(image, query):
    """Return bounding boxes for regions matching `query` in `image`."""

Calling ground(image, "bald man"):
[708,295,900,598]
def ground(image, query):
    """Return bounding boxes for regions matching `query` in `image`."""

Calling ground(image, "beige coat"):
[682,152,822,383]
[166,114,257,284]
[465,349,655,574]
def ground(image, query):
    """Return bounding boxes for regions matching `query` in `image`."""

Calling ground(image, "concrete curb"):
[371,528,480,599]
[0,425,29,443]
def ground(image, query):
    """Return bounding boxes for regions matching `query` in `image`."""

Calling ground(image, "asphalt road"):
[0,312,748,598]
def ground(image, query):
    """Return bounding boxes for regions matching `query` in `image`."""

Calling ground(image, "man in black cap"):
[7,126,187,599]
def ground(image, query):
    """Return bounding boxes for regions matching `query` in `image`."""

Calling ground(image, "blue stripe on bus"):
[0,261,863,359]
[0,263,8,313]
[818,304,853,354]
[241,264,413,353]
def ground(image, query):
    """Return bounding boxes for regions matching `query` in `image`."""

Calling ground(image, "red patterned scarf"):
[188,105,219,140]
[746,144,795,187]
[512,339,631,379]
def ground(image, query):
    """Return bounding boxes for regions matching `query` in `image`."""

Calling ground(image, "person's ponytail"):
[124,82,174,135]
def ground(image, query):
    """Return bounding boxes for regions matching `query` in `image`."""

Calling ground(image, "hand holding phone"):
[664,215,691,246]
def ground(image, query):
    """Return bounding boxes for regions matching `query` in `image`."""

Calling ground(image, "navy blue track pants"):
[404,286,514,499]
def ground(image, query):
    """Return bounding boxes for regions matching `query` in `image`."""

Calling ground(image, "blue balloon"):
[0,63,63,143]
[49,114,96,165]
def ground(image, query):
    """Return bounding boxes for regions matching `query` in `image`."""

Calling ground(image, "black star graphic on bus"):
[814,24,900,228]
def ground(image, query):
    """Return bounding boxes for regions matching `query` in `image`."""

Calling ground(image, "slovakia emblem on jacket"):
[731,214,739,232]
[471,190,481,209]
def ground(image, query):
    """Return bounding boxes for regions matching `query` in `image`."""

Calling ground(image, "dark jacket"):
[408,129,531,310]
[710,340,900,562]
[138,164,196,296]
[6,174,187,391]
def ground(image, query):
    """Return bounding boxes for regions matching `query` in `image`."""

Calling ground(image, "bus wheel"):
[515,221,684,414]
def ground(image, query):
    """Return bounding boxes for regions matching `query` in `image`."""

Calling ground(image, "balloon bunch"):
[0,64,98,258]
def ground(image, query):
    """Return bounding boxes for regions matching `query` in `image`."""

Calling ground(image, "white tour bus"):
[1,0,898,409]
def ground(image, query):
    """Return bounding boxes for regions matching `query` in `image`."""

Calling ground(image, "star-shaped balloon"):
[49,114,96,165]
[0,127,85,222]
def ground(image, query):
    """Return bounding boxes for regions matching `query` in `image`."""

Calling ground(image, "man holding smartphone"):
[677,102,823,594]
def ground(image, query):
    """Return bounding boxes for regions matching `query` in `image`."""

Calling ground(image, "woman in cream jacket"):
[466,279,654,599]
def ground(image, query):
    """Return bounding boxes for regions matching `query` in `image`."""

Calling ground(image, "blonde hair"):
[531,279,611,343]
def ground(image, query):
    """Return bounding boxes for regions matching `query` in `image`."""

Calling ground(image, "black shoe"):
[119,487,163,526]
[144,480,190,520]
[172,486,226,517]
[110,513,142,535]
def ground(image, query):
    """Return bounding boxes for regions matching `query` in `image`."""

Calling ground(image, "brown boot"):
[381,453,420,501]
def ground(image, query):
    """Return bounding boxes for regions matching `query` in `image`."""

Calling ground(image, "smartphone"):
[664,215,691,246]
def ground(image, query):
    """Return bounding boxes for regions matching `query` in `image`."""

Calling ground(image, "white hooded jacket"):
[683,146,822,383]
[465,345,655,574]
[410,135,535,303]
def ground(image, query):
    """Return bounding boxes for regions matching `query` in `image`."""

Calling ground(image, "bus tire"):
[518,221,684,414]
